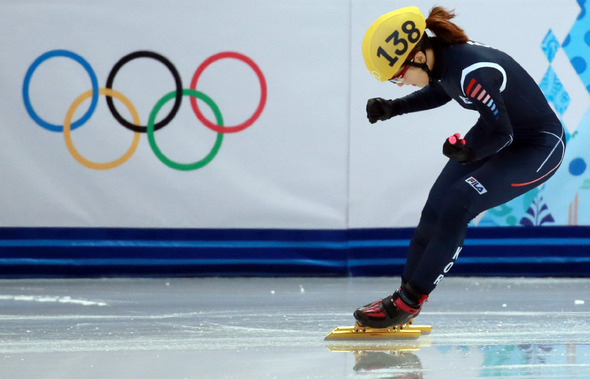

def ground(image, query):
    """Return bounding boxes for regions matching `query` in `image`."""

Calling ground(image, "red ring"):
[190,52,267,133]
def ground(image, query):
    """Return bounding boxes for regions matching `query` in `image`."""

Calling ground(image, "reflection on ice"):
[353,350,423,375]
[329,343,590,378]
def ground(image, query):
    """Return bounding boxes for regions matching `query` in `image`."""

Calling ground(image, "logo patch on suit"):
[465,176,487,194]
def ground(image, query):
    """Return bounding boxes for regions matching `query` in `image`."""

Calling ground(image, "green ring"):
[147,89,223,171]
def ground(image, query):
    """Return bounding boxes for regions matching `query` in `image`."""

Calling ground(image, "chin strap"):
[408,61,432,77]
[406,49,433,81]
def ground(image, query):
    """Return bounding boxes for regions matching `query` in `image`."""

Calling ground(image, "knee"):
[438,187,477,224]
[419,201,438,224]
[423,187,472,222]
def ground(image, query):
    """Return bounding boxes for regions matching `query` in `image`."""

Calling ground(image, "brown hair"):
[424,6,468,44]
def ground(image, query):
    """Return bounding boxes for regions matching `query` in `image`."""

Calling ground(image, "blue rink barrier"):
[0,226,589,277]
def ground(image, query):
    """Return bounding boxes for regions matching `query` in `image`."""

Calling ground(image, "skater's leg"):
[407,140,565,296]
[401,159,484,284]
[406,184,475,295]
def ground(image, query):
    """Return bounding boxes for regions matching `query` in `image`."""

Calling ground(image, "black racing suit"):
[396,40,566,295]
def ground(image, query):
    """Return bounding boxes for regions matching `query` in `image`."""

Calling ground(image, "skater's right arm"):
[366,82,451,124]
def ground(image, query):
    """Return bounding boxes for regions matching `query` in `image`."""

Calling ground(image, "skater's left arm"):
[456,67,514,161]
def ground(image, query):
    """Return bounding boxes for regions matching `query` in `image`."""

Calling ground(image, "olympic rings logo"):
[22,49,267,171]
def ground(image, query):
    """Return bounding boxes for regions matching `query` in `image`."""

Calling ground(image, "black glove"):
[366,98,401,124]
[442,133,475,163]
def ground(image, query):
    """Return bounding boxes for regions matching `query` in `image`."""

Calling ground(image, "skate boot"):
[354,287,427,329]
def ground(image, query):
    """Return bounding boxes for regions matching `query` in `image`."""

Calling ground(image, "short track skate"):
[325,320,431,340]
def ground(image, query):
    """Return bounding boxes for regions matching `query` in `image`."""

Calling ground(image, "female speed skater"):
[354,6,566,328]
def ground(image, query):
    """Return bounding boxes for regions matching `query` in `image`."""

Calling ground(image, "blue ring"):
[22,50,99,132]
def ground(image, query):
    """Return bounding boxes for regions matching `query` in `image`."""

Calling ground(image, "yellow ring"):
[63,88,141,170]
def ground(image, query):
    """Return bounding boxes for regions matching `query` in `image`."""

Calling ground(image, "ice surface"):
[0,277,589,378]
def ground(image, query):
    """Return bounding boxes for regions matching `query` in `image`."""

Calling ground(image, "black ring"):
[105,51,182,133]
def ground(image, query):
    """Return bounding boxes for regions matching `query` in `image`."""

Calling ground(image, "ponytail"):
[425,6,468,44]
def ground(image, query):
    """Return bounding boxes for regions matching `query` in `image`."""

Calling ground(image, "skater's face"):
[390,51,431,88]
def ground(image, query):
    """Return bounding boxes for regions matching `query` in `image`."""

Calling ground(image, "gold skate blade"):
[406,324,432,334]
[324,323,432,340]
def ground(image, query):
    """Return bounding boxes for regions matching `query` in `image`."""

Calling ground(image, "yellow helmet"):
[362,6,426,81]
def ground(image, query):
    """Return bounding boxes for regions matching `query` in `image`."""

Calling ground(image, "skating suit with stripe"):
[395,40,566,295]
